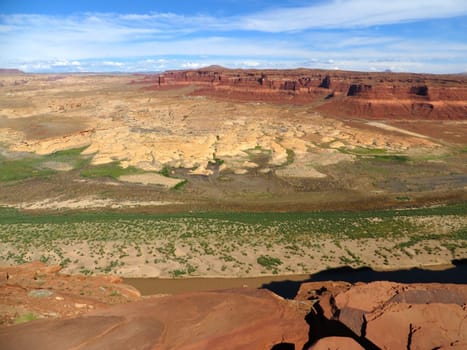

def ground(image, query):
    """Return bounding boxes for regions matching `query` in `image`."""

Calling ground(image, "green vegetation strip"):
[338,147,409,162]
[0,203,465,272]
[0,203,465,242]
[0,202,465,224]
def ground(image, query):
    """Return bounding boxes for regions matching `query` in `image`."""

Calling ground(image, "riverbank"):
[124,260,467,298]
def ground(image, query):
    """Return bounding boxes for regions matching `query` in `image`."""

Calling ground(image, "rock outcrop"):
[297,281,467,349]
[0,288,309,350]
[309,336,364,350]
[1,264,467,350]
[0,262,141,327]
[142,67,467,120]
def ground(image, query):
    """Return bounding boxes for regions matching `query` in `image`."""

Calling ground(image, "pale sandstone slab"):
[119,173,184,188]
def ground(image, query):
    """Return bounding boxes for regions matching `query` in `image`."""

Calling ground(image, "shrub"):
[257,255,282,269]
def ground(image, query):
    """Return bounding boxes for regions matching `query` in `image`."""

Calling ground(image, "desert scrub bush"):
[172,179,187,190]
[159,165,171,177]
[171,269,186,277]
[257,255,282,270]
[186,264,197,275]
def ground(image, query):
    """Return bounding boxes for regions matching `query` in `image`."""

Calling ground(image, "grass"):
[338,146,409,162]
[0,156,55,181]
[0,146,91,182]
[14,312,37,324]
[0,202,465,225]
[0,147,186,189]
[372,155,409,162]
[47,147,90,164]
[339,147,388,155]
[243,146,272,163]
[80,162,143,179]
[285,149,295,166]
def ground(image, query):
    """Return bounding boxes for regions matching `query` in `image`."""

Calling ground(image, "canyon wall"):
[143,67,467,119]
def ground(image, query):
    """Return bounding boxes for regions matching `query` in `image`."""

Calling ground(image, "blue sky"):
[1,0,467,73]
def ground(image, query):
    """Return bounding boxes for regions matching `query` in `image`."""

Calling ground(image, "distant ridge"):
[198,65,227,71]
[0,68,24,75]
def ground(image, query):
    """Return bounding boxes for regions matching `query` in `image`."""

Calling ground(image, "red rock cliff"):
[142,67,467,120]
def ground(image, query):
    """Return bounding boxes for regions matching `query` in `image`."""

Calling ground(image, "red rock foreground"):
[0,262,141,326]
[0,289,308,350]
[298,281,467,349]
[140,66,467,120]
[1,263,467,350]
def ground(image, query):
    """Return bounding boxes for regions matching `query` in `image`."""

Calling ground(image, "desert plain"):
[0,68,466,279]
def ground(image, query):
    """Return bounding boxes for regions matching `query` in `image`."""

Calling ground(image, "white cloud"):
[51,59,81,67]
[240,61,261,67]
[181,62,203,68]
[19,62,51,71]
[103,61,124,67]
[238,0,467,32]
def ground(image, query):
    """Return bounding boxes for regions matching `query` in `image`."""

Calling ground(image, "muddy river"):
[125,260,467,298]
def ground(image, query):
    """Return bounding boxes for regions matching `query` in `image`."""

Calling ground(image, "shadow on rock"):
[302,302,380,350]
[262,259,467,299]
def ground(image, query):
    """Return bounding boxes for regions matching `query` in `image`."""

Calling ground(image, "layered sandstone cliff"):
[145,67,467,119]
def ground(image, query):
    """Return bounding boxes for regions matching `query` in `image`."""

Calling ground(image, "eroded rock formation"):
[297,281,467,349]
[143,67,467,119]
